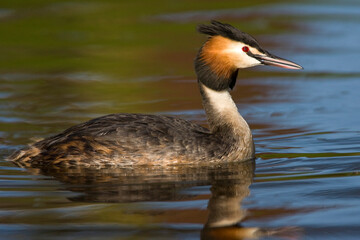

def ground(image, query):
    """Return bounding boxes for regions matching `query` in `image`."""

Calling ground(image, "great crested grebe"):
[9,21,302,168]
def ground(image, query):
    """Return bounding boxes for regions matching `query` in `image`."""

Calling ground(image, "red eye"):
[242,46,249,52]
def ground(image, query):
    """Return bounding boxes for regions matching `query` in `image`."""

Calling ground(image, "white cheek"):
[236,54,261,68]
[225,43,262,69]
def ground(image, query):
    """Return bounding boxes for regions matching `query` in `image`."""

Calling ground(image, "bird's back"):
[10,113,229,168]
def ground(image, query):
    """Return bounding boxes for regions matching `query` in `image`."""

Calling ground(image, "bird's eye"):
[242,46,249,52]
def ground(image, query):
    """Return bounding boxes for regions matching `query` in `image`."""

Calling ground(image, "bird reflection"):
[201,170,301,240]
[21,160,300,239]
[25,161,255,202]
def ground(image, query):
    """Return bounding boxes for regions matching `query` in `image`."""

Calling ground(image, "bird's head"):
[195,20,303,91]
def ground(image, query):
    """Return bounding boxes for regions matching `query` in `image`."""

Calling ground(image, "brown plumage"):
[9,20,302,169]
[200,36,237,79]
[11,114,234,168]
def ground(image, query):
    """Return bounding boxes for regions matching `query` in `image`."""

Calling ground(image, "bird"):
[9,20,303,169]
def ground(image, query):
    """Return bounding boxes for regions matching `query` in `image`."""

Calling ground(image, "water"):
[1,0,360,239]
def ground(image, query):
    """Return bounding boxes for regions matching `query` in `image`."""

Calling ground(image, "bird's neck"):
[199,82,254,158]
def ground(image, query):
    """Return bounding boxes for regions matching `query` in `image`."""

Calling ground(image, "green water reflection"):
[0,0,289,77]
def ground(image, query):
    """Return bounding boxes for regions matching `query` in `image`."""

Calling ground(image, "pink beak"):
[254,54,303,70]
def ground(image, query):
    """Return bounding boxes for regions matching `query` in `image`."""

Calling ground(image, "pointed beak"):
[251,52,303,70]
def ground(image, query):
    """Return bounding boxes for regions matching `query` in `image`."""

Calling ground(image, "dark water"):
[1,1,360,239]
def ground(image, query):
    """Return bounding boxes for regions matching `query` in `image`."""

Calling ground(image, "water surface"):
[1,0,360,239]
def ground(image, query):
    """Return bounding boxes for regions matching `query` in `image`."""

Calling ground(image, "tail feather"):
[8,146,41,168]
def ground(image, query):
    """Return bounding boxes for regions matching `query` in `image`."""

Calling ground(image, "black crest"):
[197,20,262,50]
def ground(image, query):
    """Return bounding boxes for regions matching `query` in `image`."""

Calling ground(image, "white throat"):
[201,84,250,131]
[202,84,238,114]
[200,83,254,159]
